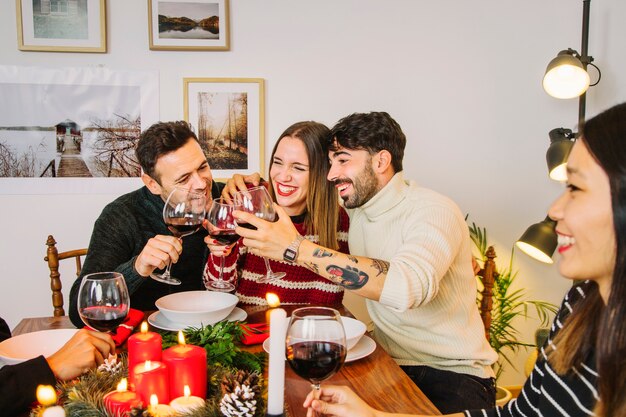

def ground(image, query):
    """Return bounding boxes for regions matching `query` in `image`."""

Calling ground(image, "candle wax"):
[169,395,205,413]
[103,389,142,417]
[162,344,207,399]
[41,406,66,417]
[127,329,162,387]
[267,308,288,415]
[133,361,170,404]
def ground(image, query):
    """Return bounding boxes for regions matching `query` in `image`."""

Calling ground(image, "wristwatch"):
[283,235,305,263]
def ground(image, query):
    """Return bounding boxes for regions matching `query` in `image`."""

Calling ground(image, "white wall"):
[1,0,624,386]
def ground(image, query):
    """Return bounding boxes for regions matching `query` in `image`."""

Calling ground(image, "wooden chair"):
[44,235,87,317]
[478,246,498,340]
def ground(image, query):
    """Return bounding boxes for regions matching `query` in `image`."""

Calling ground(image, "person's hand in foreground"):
[234,204,299,261]
[46,329,115,380]
[303,385,382,417]
[134,235,183,277]
[221,172,262,202]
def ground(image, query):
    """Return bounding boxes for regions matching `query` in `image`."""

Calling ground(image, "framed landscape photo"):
[184,78,264,179]
[148,0,230,51]
[16,0,107,53]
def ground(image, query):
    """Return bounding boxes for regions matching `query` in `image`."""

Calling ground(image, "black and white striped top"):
[465,281,599,417]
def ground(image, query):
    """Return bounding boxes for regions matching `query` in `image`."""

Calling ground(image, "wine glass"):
[150,187,207,285]
[205,197,240,292]
[233,186,287,283]
[285,307,347,414]
[77,272,130,333]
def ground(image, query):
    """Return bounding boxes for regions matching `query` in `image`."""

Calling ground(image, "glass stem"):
[310,384,321,417]
[163,260,172,278]
[264,257,274,276]
[219,255,225,281]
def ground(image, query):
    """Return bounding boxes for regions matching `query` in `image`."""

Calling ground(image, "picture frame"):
[148,0,230,51]
[16,0,107,53]
[184,78,265,180]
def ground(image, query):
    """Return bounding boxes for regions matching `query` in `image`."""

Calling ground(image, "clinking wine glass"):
[150,187,207,285]
[205,198,240,292]
[285,307,347,415]
[77,272,130,333]
[233,186,287,283]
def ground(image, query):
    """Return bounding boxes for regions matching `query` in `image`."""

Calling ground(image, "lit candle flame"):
[145,360,152,370]
[36,385,57,406]
[266,292,280,307]
[116,378,128,392]
[150,394,159,407]
[178,331,186,345]
[184,385,191,398]
[140,321,148,333]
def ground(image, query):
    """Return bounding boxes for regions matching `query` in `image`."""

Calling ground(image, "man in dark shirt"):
[68,121,237,326]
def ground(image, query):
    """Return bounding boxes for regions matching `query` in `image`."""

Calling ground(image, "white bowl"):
[155,291,238,325]
[341,316,366,350]
[0,329,79,365]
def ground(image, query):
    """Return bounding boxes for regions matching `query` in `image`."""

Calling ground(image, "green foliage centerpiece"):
[30,321,267,417]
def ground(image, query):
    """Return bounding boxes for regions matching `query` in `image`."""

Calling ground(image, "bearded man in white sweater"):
[234,111,497,414]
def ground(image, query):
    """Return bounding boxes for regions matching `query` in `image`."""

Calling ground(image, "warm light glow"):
[549,162,568,182]
[184,385,191,397]
[144,360,152,370]
[543,64,590,99]
[36,385,57,406]
[516,241,554,264]
[266,292,280,307]
[140,321,149,333]
[150,394,159,407]
[178,331,186,345]
[116,378,128,392]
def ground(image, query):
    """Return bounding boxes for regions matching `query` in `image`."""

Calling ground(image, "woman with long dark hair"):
[204,121,350,305]
[303,102,626,417]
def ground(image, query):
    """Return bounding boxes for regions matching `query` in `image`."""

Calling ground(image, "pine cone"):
[219,370,261,417]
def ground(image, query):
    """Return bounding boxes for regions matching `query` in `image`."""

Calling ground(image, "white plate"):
[148,307,247,331]
[263,335,376,363]
[0,329,79,365]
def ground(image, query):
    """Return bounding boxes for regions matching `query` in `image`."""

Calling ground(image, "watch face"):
[284,249,297,262]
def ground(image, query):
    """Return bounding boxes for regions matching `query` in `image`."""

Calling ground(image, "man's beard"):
[336,164,379,209]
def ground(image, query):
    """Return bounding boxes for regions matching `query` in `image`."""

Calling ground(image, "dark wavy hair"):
[268,121,341,249]
[328,112,406,173]
[548,102,626,417]
[136,121,198,182]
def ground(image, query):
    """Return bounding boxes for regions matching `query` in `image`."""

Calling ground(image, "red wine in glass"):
[79,305,128,332]
[286,341,347,384]
[166,216,203,238]
[209,229,241,245]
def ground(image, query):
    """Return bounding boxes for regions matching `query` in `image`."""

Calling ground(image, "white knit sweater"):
[347,172,497,378]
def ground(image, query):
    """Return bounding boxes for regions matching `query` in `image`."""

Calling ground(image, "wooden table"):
[14,305,440,416]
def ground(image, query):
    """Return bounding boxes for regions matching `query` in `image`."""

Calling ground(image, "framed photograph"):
[16,0,107,53]
[184,78,264,180]
[148,0,230,51]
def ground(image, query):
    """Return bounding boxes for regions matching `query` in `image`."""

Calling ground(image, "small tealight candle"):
[149,394,175,417]
[133,360,170,404]
[42,406,66,417]
[162,331,207,400]
[103,378,142,417]
[127,321,162,388]
[170,385,205,413]
[36,385,57,406]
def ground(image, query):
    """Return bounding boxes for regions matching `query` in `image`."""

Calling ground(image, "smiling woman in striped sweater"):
[303,103,626,417]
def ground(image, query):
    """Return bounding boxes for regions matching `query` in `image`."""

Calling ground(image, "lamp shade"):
[546,128,575,182]
[543,50,590,99]
[516,217,557,264]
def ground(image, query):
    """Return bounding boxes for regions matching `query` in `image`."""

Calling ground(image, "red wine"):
[80,306,128,332]
[166,217,202,238]
[286,341,346,383]
[209,229,240,245]
[237,222,257,231]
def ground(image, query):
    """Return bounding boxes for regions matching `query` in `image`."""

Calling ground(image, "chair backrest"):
[478,246,498,340]
[44,235,87,317]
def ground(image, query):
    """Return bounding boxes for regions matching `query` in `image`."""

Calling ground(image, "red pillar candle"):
[134,360,170,404]
[162,331,207,399]
[127,322,162,388]
[103,378,142,417]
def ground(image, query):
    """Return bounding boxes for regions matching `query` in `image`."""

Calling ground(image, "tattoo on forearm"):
[304,262,320,275]
[348,255,358,264]
[371,259,389,277]
[313,248,334,258]
[326,265,369,289]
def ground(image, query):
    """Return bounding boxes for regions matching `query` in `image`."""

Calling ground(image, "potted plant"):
[468,222,558,404]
